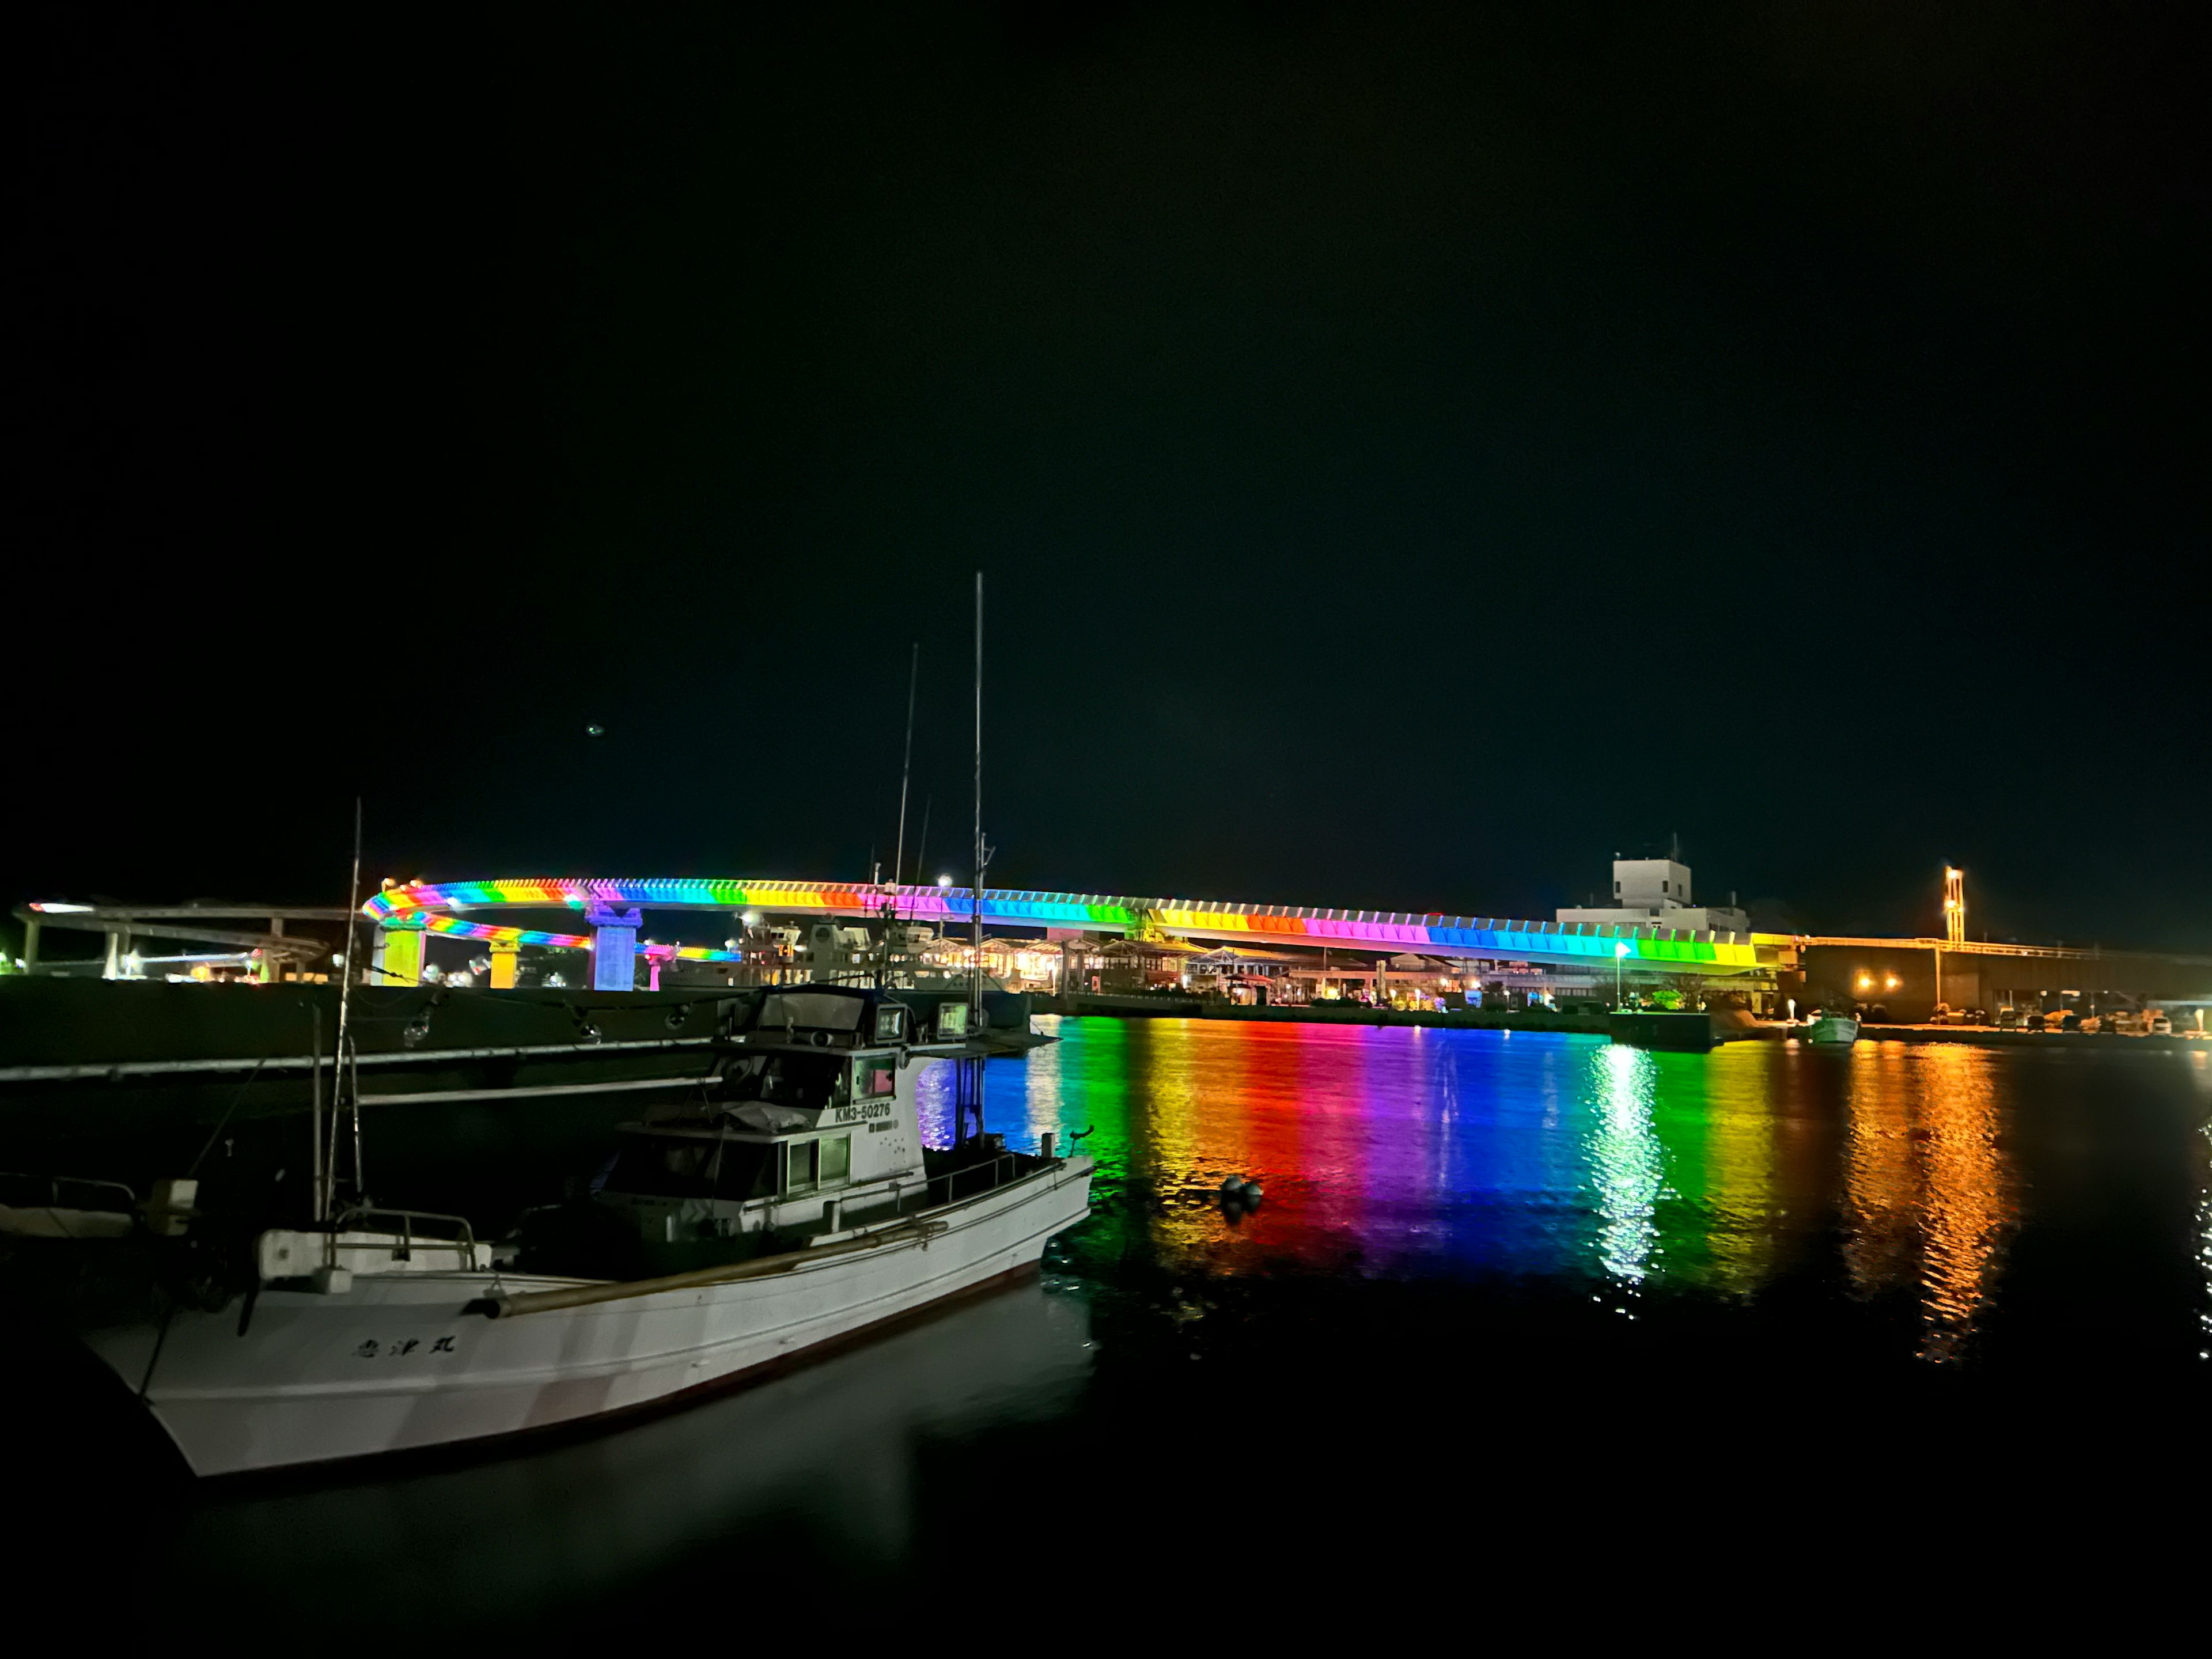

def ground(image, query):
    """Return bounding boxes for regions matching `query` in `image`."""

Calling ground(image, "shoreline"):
[1031,991,1605,1033]
[1029,994,2205,1050]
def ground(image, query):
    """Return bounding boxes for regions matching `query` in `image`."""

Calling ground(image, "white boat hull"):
[1805,1016,1860,1046]
[86,1159,1093,1477]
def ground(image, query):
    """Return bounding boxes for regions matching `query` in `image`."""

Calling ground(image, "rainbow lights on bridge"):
[361,877,1766,974]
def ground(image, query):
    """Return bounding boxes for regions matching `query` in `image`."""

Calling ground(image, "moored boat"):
[77,985,1092,1476]
[1804,1012,1860,1046]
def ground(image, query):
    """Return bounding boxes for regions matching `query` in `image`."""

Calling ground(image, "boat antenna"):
[328,796,363,1222]
[892,641,918,918]
[971,571,984,1018]
[968,571,988,1145]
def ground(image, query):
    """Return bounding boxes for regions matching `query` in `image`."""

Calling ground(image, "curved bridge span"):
[363,877,1768,976]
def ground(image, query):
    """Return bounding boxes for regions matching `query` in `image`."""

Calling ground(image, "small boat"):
[78,986,1093,1476]
[1804,1012,1860,1047]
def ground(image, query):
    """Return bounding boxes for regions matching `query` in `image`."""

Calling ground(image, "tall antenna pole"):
[893,642,918,910]
[971,571,984,1020]
[969,573,985,1145]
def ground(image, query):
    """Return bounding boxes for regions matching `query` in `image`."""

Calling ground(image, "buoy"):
[1219,1175,1245,1194]
[1241,1181,1264,1204]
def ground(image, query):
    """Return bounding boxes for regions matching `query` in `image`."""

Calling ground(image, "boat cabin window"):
[759,991,864,1032]
[720,1051,847,1111]
[855,1058,896,1099]
[605,1135,777,1200]
[783,1134,852,1195]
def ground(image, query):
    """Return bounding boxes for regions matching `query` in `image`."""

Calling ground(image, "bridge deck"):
[361,878,1772,975]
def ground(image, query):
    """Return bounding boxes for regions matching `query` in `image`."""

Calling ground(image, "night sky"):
[15,5,2207,951]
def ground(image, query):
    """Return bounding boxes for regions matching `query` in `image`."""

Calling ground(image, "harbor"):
[14,1011,2206,1614]
[5,854,2207,1490]
[13,0,2207,1615]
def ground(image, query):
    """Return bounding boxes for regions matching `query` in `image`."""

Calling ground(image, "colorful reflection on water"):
[919,1018,2212,1366]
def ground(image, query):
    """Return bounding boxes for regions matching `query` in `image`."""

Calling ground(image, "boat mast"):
[968,571,986,1144]
[879,643,919,991]
[893,641,918,910]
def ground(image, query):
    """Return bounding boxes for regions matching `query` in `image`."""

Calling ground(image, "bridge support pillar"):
[372,922,426,987]
[488,941,519,990]
[588,906,643,992]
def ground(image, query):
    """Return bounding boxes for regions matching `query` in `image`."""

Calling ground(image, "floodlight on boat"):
[32,902,94,913]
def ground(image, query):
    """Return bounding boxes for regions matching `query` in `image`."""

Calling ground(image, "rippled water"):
[50,1020,2212,1611]
[934,1020,2210,1368]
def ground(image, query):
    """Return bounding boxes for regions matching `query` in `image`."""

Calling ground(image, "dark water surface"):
[50,1021,2212,1612]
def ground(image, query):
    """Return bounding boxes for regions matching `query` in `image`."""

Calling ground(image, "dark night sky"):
[14,4,2209,950]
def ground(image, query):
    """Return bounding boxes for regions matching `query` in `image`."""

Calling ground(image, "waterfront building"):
[1187,945,1302,1004]
[1556,853,1751,938]
[1059,936,1200,994]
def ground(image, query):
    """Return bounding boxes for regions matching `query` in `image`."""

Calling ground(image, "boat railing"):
[920,1151,1057,1210]
[327,1206,480,1264]
[0,1171,139,1214]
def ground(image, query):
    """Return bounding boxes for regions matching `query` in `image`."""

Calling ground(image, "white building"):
[1556,855,1752,937]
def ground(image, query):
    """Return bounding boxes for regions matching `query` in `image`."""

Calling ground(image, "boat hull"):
[85,1160,1093,1477]
[1804,1016,1860,1046]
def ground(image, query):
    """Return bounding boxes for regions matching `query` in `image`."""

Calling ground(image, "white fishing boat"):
[1804,1011,1860,1047]
[81,986,1093,1476]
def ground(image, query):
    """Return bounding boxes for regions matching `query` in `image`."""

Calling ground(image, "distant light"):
[741,910,760,927]
[586,724,607,738]
[1614,942,1630,957]
[32,902,94,913]
[937,874,954,888]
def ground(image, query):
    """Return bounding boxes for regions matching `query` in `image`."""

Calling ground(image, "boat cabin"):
[589,986,974,1248]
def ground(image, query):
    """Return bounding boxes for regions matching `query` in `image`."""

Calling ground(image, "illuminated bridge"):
[361,877,1779,990]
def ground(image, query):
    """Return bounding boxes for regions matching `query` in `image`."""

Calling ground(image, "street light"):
[1615,940,1630,1007]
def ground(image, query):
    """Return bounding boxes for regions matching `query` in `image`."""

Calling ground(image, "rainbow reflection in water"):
[915,1017,2088,1359]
